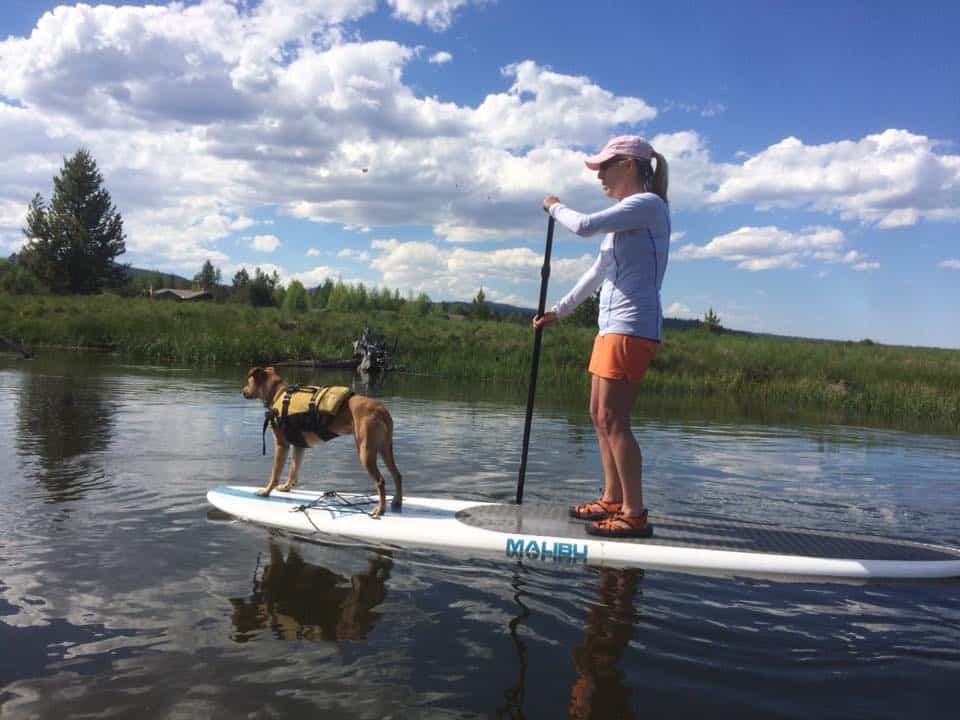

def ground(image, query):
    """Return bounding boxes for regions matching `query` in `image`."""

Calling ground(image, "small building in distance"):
[151,288,212,302]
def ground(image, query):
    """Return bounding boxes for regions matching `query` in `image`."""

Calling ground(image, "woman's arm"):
[549,195,660,237]
[553,251,607,319]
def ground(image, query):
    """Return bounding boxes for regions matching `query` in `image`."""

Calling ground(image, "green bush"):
[0,264,45,294]
[282,280,310,314]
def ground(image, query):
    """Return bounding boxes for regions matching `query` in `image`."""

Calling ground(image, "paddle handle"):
[516,215,555,504]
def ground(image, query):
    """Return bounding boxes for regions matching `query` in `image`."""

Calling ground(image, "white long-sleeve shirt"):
[549,192,671,340]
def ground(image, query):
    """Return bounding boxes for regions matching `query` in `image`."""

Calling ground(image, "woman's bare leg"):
[592,376,644,517]
[591,374,623,504]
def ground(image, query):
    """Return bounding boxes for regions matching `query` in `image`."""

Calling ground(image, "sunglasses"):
[598,155,631,171]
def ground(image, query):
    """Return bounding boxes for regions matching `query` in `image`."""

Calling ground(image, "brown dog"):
[242,366,402,517]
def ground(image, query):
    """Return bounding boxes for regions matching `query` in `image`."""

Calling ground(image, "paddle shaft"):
[516,215,555,504]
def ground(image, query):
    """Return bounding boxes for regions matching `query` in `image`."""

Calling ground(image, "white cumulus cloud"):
[711,130,960,228]
[338,248,371,261]
[674,225,875,272]
[386,0,479,31]
[665,302,693,317]
[370,237,592,302]
[292,265,341,286]
[474,61,657,150]
[251,234,281,252]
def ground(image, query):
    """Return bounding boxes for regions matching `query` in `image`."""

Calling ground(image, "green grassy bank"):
[2,293,959,433]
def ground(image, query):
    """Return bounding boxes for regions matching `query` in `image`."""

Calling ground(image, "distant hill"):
[441,299,535,319]
[127,266,193,289]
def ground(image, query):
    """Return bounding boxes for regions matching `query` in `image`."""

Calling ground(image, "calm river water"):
[1,353,958,719]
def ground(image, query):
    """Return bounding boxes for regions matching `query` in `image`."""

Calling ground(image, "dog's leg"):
[257,443,289,496]
[358,439,387,518]
[278,446,305,492]
[381,438,403,510]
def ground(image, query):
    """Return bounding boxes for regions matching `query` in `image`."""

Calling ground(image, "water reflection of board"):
[207,486,960,580]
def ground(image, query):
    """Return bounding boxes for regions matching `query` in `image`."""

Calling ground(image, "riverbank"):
[2,293,958,432]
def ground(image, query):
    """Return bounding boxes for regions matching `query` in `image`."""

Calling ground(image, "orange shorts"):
[588,333,659,384]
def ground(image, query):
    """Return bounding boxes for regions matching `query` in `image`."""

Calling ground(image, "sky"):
[0,0,958,348]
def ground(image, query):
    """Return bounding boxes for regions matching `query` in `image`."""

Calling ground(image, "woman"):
[534,135,670,538]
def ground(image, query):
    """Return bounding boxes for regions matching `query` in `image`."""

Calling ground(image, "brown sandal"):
[569,499,622,521]
[585,510,653,538]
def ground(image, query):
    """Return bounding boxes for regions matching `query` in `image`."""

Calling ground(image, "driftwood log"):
[271,358,359,370]
[270,327,395,372]
[0,335,33,359]
[352,326,390,372]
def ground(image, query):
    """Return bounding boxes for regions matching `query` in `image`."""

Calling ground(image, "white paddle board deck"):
[207,486,960,580]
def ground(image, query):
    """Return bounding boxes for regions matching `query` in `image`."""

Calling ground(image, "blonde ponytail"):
[651,151,669,203]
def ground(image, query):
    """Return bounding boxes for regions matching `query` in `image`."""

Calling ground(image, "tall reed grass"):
[2,293,958,432]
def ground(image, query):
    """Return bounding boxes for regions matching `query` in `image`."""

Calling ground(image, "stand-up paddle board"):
[207,486,960,580]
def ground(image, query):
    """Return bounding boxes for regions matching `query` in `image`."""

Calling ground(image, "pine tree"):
[703,306,723,333]
[20,148,128,293]
[232,267,250,302]
[248,267,277,307]
[470,286,492,320]
[313,277,334,308]
[195,259,221,291]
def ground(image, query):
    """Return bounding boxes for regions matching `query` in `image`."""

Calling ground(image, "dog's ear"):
[246,366,266,381]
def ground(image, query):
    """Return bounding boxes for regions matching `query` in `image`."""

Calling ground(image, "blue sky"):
[1,1,958,347]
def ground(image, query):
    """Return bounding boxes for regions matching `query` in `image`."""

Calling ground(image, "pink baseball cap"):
[584,135,655,170]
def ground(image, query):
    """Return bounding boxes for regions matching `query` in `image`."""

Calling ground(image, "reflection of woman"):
[569,568,643,720]
[534,136,670,538]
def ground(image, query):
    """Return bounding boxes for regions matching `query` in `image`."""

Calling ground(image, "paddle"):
[516,215,555,504]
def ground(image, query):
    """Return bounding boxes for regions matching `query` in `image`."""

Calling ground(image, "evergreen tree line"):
[201,266,537,324]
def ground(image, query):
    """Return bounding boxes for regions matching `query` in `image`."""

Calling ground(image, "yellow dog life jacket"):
[265,385,354,450]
